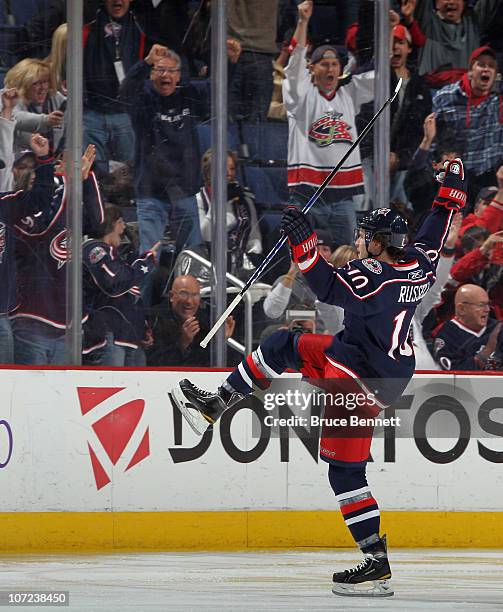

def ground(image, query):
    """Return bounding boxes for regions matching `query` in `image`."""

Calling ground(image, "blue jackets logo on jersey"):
[50,229,69,270]
[308,111,353,147]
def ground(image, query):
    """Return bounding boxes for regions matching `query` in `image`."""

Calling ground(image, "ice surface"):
[0,549,501,611]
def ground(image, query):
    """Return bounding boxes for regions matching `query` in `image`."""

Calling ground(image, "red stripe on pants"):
[296,334,377,463]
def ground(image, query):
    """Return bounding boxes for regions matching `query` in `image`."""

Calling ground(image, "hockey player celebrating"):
[170,159,466,597]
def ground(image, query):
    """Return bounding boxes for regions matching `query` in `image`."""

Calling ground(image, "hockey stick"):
[200,78,402,349]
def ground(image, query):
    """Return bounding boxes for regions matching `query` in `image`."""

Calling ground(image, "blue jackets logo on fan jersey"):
[50,229,69,270]
[308,111,353,147]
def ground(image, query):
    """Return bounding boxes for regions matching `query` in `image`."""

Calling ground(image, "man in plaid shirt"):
[433,46,503,202]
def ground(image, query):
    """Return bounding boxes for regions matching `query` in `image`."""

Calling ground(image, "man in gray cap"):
[283,0,375,247]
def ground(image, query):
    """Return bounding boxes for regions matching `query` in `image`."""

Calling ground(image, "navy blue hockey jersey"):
[12,172,104,330]
[0,158,55,315]
[82,239,156,352]
[301,206,455,405]
[433,317,503,371]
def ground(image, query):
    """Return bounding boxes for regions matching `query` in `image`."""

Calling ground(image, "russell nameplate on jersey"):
[398,283,429,303]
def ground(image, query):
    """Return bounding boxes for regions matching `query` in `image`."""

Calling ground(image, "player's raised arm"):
[412,158,467,265]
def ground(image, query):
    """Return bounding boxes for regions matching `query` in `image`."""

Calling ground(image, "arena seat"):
[9,0,39,25]
[196,121,240,157]
[240,121,288,162]
[0,25,22,69]
[238,122,289,214]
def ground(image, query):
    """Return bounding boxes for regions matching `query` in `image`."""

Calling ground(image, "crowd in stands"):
[1,0,502,371]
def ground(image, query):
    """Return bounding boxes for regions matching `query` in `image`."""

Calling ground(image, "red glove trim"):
[289,231,319,271]
[434,185,467,210]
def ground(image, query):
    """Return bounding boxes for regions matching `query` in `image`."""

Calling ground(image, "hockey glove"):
[433,158,467,211]
[281,206,319,270]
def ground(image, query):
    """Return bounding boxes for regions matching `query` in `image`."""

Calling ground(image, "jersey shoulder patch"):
[338,260,384,296]
[88,245,107,264]
[361,258,382,274]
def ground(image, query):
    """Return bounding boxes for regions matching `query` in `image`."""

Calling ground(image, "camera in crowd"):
[286,307,316,334]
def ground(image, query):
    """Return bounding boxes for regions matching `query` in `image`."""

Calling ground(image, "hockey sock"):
[329,464,381,551]
[226,347,282,394]
[226,330,298,394]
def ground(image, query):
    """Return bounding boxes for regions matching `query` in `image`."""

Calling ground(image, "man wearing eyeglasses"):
[119,42,241,305]
[433,283,503,370]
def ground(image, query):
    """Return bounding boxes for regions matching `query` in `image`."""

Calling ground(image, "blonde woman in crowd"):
[47,23,67,96]
[4,58,65,154]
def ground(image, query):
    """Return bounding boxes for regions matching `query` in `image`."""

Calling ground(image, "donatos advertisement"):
[0,369,502,514]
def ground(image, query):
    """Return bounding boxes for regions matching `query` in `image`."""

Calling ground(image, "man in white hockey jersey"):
[283,0,374,246]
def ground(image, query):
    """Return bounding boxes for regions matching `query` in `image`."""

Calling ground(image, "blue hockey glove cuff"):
[433,158,467,211]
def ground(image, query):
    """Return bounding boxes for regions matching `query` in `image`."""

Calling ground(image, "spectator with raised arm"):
[400,0,502,86]
[12,145,104,365]
[4,58,65,154]
[119,41,241,258]
[404,112,462,228]
[457,167,503,239]
[433,46,503,203]
[0,88,19,192]
[0,133,55,364]
[284,1,374,246]
[448,168,503,319]
[83,204,160,366]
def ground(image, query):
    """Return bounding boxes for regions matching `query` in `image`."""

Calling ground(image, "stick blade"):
[393,78,403,100]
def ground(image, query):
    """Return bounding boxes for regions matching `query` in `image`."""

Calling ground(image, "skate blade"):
[169,386,210,436]
[332,579,394,598]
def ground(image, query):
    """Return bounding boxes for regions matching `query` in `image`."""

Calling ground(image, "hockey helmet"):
[356,208,408,250]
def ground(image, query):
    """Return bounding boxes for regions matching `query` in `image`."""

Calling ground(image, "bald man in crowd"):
[433,284,503,370]
[147,275,235,366]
